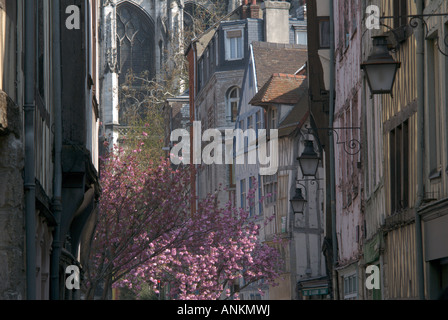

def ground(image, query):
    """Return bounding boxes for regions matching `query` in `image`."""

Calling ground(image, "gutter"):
[24,0,36,300]
[415,0,425,300]
[50,0,63,300]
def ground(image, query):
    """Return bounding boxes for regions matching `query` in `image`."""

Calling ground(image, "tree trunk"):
[102,275,112,300]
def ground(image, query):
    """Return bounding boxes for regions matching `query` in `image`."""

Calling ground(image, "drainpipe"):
[329,0,339,300]
[50,0,63,300]
[415,0,425,300]
[24,0,36,300]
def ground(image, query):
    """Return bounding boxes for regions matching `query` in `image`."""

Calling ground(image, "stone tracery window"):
[116,2,155,125]
[116,2,155,84]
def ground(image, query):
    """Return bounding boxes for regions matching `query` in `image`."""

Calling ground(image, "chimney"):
[249,0,260,19]
[262,0,291,44]
[242,0,261,19]
[242,0,249,19]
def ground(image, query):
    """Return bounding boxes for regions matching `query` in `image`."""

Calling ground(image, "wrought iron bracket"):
[380,13,448,57]
[305,125,362,156]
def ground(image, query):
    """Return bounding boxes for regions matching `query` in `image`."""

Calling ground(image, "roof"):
[277,93,309,138]
[251,41,308,91]
[250,72,309,138]
[249,73,306,106]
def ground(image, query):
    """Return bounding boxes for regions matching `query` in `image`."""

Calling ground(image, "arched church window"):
[116,2,156,125]
[116,2,155,83]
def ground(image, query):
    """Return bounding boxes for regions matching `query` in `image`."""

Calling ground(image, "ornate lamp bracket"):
[305,125,362,156]
[379,13,448,57]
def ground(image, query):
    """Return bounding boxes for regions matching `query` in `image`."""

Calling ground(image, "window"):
[215,34,219,66]
[37,0,46,103]
[351,0,357,35]
[264,174,278,205]
[240,179,246,210]
[247,115,254,150]
[204,48,209,83]
[198,58,204,91]
[229,164,236,188]
[225,28,244,60]
[344,274,358,300]
[210,40,214,70]
[269,107,278,130]
[227,87,240,122]
[116,2,155,124]
[318,17,330,49]
[249,177,254,216]
[247,115,253,130]
[116,2,155,80]
[393,0,407,29]
[390,120,409,213]
[427,37,442,178]
[238,119,245,154]
[255,110,262,138]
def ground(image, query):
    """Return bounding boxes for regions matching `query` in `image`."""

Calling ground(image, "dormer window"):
[225,28,244,61]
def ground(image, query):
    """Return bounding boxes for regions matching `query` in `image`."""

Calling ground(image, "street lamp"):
[361,35,401,96]
[298,140,320,177]
[290,187,307,214]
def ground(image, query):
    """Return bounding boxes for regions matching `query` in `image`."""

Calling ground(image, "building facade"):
[185,0,314,299]
[332,0,364,300]
[306,0,448,300]
[418,0,448,300]
[234,39,327,300]
[0,0,100,300]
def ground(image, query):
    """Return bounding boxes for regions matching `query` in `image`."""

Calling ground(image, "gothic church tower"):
[99,0,240,145]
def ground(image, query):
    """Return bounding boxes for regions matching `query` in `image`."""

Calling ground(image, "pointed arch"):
[116,1,156,83]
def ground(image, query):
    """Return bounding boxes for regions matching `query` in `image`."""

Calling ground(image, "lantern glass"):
[361,35,401,95]
[290,188,307,214]
[363,62,399,94]
[298,140,319,177]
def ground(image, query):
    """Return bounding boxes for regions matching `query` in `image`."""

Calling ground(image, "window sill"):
[225,57,244,62]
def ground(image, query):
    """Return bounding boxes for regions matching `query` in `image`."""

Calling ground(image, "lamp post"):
[361,35,401,97]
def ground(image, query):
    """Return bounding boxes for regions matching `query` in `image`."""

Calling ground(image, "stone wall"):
[0,90,25,300]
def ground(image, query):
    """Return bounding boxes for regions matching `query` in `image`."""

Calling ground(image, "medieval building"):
[0,0,100,300]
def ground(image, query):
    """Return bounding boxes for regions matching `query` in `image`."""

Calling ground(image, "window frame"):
[240,179,246,210]
[317,16,330,49]
[389,120,409,213]
[224,27,245,61]
[227,86,240,122]
[343,273,358,300]
[393,0,408,29]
